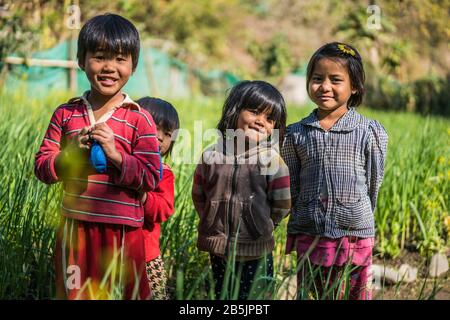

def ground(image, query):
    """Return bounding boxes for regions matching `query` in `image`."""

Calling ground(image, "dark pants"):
[210,253,273,300]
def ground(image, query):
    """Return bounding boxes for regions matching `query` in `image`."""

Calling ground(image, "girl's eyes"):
[158,128,172,138]
[248,110,275,121]
[311,77,344,83]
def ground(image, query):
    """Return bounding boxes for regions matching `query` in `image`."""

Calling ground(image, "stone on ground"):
[428,253,449,278]
[371,263,417,286]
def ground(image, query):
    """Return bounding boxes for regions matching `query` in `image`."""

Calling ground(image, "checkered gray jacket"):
[281,108,388,238]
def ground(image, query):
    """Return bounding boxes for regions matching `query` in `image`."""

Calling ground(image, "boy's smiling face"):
[81,50,133,97]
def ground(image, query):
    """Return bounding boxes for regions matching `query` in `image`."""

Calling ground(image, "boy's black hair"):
[217,80,287,144]
[306,42,365,108]
[137,97,180,157]
[77,13,140,70]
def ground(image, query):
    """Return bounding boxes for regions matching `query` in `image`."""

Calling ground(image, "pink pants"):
[296,261,372,300]
[287,233,373,300]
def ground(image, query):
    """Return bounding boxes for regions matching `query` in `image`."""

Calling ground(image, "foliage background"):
[1,1,449,87]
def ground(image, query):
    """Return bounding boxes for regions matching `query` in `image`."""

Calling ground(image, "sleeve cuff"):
[48,153,60,182]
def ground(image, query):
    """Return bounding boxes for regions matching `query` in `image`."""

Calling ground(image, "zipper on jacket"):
[225,155,239,256]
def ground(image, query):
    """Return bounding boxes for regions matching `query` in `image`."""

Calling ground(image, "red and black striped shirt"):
[35,92,161,227]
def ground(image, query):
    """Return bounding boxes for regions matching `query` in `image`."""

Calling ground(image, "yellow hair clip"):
[337,44,356,56]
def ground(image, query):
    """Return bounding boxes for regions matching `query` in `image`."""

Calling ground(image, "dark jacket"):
[192,140,291,258]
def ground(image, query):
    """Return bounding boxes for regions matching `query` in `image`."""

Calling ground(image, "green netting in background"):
[2,40,240,99]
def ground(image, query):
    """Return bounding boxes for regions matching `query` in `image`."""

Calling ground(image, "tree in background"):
[248,33,293,78]
[0,2,41,86]
[0,2,39,61]
[1,0,449,114]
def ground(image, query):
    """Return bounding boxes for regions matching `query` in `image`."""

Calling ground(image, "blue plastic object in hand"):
[90,141,107,173]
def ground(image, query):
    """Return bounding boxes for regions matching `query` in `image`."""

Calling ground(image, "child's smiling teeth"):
[98,76,117,86]
[98,76,117,81]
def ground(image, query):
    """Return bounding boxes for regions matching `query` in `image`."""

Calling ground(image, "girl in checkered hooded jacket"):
[281,42,388,300]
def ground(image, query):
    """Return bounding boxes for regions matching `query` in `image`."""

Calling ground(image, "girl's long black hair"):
[217,80,287,144]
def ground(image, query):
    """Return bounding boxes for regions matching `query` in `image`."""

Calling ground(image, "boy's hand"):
[55,126,92,177]
[78,126,93,149]
[90,122,123,169]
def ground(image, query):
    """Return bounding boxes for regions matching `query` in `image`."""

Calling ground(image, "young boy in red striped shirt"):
[34,14,160,299]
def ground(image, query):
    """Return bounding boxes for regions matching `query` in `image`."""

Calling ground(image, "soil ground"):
[372,250,449,300]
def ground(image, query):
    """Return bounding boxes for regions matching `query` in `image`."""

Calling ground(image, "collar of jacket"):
[203,138,279,166]
[300,107,362,132]
[220,137,279,158]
